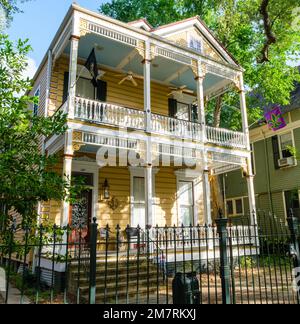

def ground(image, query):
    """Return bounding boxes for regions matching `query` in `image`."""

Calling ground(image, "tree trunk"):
[213,95,223,128]
[210,95,225,219]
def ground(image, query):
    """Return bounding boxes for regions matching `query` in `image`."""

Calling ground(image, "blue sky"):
[7,0,109,77]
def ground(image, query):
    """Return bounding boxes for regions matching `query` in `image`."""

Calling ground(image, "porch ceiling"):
[64,33,231,95]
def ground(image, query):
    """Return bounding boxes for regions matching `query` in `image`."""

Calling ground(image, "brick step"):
[73,270,162,284]
[80,285,162,303]
[77,276,163,293]
[69,262,161,275]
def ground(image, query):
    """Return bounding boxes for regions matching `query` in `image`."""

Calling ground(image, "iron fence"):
[0,210,299,304]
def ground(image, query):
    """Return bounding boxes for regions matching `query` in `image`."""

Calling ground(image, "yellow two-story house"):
[31,4,256,243]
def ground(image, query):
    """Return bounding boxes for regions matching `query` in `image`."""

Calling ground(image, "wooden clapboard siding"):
[98,167,131,229]
[48,56,171,117]
[49,56,69,116]
[154,167,178,226]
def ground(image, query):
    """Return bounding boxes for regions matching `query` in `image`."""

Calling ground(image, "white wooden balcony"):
[74,97,247,150]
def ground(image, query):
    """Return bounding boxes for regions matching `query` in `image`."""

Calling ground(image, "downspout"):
[262,131,274,214]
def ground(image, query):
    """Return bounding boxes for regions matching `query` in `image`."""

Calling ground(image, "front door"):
[69,189,93,243]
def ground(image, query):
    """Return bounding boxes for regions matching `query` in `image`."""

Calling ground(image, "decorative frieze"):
[72,131,85,152]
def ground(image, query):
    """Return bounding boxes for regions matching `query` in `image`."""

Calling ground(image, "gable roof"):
[128,18,153,31]
[152,16,240,67]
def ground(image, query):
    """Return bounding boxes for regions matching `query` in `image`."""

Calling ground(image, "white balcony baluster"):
[74,97,247,149]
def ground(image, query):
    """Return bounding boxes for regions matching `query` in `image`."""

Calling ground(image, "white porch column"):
[238,73,257,225]
[143,41,152,132]
[144,165,153,227]
[195,60,207,143]
[61,129,74,227]
[202,168,212,225]
[68,35,80,120]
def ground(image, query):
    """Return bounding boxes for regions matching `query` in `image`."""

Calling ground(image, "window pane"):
[179,181,193,205]
[178,181,194,226]
[133,177,145,203]
[189,37,202,52]
[179,206,193,226]
[132,177,145,228]
[76,78,95,99]
[280,133,293,157]
[235,199,243,214]
[227,201,233,215]
[176,103,190,121]
[285,190,300,210]
[34,88,40,116]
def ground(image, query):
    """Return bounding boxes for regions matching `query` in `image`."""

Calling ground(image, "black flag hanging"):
[84,48,99,87]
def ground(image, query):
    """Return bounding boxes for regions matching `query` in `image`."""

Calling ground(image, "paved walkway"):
[0,285,31,304]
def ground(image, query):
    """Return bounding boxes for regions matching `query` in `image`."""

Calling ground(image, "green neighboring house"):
[225,82,300,223]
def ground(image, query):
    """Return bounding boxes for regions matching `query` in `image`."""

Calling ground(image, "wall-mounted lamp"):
[102,179,110,200]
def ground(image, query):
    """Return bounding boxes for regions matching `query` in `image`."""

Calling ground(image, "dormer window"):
[189,37,202,53]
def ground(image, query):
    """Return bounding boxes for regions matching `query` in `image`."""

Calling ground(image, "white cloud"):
[23,57,38,80]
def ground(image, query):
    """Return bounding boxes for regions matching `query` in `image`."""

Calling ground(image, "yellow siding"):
[97,166,204,229]
[166,31,189,48]
[49,56,69,116]
[48,56,170,117]
[98,167,131,229]
[155,167,178,226]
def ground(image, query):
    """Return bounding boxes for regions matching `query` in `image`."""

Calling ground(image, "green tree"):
[100,0,300,130]
[0,35,81,245]
[0,0,30,26]
[100,0,300,213]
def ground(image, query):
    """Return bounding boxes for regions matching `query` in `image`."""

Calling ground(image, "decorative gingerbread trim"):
[233,74,244,93]
[72,131,85,152]
[136,40,146,59]
[79,19,90,37]
[191,60,207,79]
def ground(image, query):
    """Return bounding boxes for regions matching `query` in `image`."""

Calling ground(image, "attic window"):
[189,37,202,53]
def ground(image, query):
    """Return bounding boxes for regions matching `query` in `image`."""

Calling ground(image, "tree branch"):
[257,0,277,63]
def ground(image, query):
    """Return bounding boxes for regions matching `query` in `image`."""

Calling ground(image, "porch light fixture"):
[102,179,110,200]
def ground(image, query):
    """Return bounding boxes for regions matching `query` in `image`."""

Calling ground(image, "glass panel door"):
[76,77,95,100]
[178,181,194,226]
[176,102,190,121]
[132,177,146,228]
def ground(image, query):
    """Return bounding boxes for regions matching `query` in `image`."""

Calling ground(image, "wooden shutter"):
[191,104,198,122]
[272,135,280,169]
[168,98,177,118]
[96,80,107,102]
[63,72,69,104]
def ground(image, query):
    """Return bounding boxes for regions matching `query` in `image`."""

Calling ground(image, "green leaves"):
[100,0,300,130]
[0,35,80,244]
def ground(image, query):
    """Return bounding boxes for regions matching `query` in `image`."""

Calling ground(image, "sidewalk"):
[0,285,31,304]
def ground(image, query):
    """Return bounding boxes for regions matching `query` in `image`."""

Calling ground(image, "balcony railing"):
[74,97,145,130]
[206,126,247,149]
[149,225,256,251]
[74,97,247,149]
[151,113,202,140]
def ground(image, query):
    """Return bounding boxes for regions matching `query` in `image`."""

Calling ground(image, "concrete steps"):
[68,253,164,303]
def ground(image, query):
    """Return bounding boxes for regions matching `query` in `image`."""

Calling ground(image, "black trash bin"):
[172,272,200,304]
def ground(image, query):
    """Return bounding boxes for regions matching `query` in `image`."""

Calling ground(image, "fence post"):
[89,217,98,305]
[287,209,300,302]
[216,211,231,304]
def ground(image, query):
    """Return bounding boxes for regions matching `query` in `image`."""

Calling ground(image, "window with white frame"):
[279,132,294,158]
[33,87,40,116]
[189,37,202,53]
[178,180,194,226]
[132,176,146,229]
[226,197,244,217]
